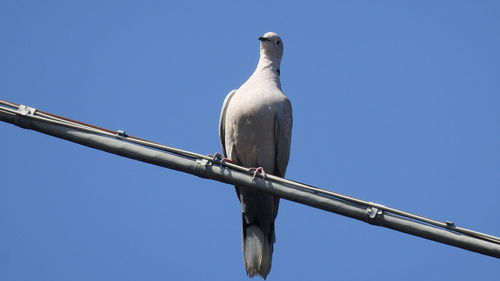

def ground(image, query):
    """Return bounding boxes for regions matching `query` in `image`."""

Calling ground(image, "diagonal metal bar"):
[1,99,499,259]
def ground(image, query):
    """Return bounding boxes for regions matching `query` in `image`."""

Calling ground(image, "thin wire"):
[1,99,499,245]
[0,100,19,108]
[0,103,211,161]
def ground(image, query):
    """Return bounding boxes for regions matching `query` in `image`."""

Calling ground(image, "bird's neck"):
[252,54,282,86]
[256,53,281,74]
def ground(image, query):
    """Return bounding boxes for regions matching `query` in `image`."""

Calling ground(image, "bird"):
[218,32,293,279]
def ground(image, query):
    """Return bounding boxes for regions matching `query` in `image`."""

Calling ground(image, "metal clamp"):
[367,206,382,219]
[194,158,212,179]
[116,130,128,138]
[18,105,36,116]
[445,221,455,228]
[14,105,37,129]
[208,153,223,165]
[366,203,384,225]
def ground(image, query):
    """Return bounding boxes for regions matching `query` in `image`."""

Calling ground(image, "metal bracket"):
[116,130,128,138]
[14,105,37,128]
[18,105,36,116]
[196,158,210,166]
[194,158,212,179]
[366,202,384,224]
[209,153,223,165]
[367,206,382,219]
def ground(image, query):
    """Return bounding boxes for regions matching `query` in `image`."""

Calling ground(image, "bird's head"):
[258,32,283,60]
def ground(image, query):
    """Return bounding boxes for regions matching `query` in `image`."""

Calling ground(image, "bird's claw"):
[209,153,234,164]
[249,167,266,181]
[209,152,223,161]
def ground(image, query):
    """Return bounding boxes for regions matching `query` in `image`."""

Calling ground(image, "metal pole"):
[1,107,499,259]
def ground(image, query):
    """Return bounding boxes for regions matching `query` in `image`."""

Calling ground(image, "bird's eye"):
[276,41,280,45]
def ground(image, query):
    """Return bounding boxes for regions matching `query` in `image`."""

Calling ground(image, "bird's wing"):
[274,97,293,178]
[218,89,237,157]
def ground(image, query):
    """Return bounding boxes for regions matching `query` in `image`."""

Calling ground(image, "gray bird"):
[219,32,292,279]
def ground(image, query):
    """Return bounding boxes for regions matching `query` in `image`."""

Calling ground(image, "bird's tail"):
[243,224,273,279]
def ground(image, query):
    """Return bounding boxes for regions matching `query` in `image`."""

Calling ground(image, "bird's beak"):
[258,36,270,42]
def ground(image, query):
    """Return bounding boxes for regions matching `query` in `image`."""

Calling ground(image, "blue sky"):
[1,1,499,280]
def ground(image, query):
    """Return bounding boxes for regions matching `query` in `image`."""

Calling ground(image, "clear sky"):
[1,1,499,280]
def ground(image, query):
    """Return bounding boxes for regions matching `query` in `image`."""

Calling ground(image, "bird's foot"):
[249,167,266,181]
[209,152,223,161]
[209,153,234,164]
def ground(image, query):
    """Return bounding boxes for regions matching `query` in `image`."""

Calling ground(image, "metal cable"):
[1,99,499,245]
